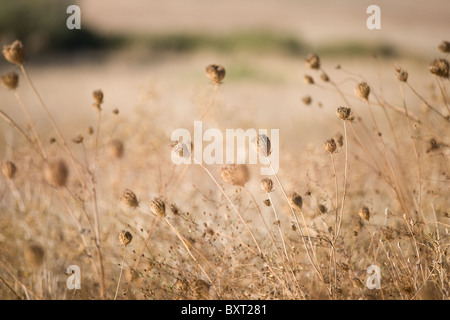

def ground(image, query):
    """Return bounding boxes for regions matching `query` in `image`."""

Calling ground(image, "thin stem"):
[435,76,450,115]
[114,247,127,300]
[406,82,449,122]
[267,192,290,261]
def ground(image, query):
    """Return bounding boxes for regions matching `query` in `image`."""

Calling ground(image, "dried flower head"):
[93,90,104,105]
[219,164,250,187]
[382,226,394,241]
[44,159,69,187]
[0,72,19,90]
[288,192,303,211]
[2,161,16,180]
[113,108,119,115]
[121,189,139,208]
[263,199,271,207]
[336,106,351,120]
[171,141,191,159]
[302,96,312,105]
[170,203,180,215]
[320,72,329,82]
[303,75,314,84]
[119,230,133,246]
[261,178,274,193]
[87,126,94,135]
[305,53,320,69]
[318,204,328,214]
[324,138,337,154]
[335,133,344,147]
[150,197,166,217]
[24,244,44,267]
[438,41,450,53]
[354,82,370,100]
[394,66,409,82]
[253,134,271,157]
[206,64,226,84]
[108,139,124,159]
[72,134,84,144]
[3,40,25,65]
[429,58,449,78]
[358,205,370,221]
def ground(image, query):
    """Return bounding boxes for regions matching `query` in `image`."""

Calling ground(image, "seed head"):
[0,72,19,90]
[335,133,344,147]
[320,72,329,82]
[263,199,271,207]
[303,75,314,84]
[253,134,271,157]
[24,244,44,267]
[150,197,166,217]
[121,189,139,208]
[302,96,312,105]
[3,40,25,65]
[2,161,16,180]
[72,134,84,144]
[193,279,210,298]
[324,138,337,154]
[288,192,303,211]
[260,178,274,193]
[93,89,103,104]
[438,41,450,53]
[358,205,370,221]
[394,66,408,82]
[219,164,250,187]
[429,58,449,78]
[171,141,191,159]
[206,64,226,84]
[44,159,69,188]
[336,106,351,120]
[318,204,328,214]
[119,230,133,246]
[305,53,320,70]
[108,139,124,159]
[354,82,370,100]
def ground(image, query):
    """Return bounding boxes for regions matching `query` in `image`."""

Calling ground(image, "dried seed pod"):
[206,64,226,84]
[438,41,450,53]
[336,106,351,120]
[121,189,139,208]
[302,96,312,105]
[2,161,16,180]
[72,134,84,144]
[108,139,124,159]
[429,58,449,78]
[253,134,271,156]
[171,141,191,159]
[288,192,303,211]
[394,66,408,82]
[305,53,320,70]
[92,90,104,105]
[260,178,274,193]
[318,204,327,214]
[263,199,271,207]
[24,244,44,267]
[320,72,329,82]
[44,159,69,187]
[354,82,370,100]
[119,230,133,246]
[150,197,166,217]
[358,205,370,221]
[0,71,19,90]
[324,138,337,154]
[219,164,250,187]
[3,40,25,65]
[382,226,394,241]
[170,203,180,215]
[335,133,344,147]
[303,75,314,84]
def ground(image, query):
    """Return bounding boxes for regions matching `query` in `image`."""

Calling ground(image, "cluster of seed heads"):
[305,53,320,70]
[2,40,25,65]
[220,164,250,187]
[92,89,104,111]
[121,189,139,208]
[2,161,16,180]
[0,71,19,90]
[206,64,226,84]
[119,230,133,246]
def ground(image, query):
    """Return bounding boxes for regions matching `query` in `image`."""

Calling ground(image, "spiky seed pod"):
[206,64,226,84]
[358,205,370,221]
[3,40,25,65]
[303,75,314,84]
[193,279,210,298]
[150,197,166,217]
[302,96,312,105]
[253,134,271,156]
[121,189,139,208]
[2,161,16,180]
[305,53,320,70]
[24,244,44,267]
[260,178,274,193]
[429,58,449,78]
[44,159,68,187]
[354,82,370,100]
[219,164,250,187]
[108,139,124,159]
[438,41,450,53]
[336,106,351,120]
[395,66,409,82]
[324,138,337,154]
[119,230,133,246]
[320,72,329,82]
[288,192,303,211]
[0,72,19,90]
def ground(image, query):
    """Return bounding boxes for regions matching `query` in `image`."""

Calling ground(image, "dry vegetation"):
[0,39,449,300]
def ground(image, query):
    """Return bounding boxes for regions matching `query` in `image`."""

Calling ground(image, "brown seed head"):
[3,40,25,65]
[93,90,104,105]
[2,161,16,180]
[72,134,84,144]
[394,66,409,82]
[219,164,250,187]
[354,82,370,100]
[303,75,314,84]
[253,134,271,156]
[44,159,69,187]
[150,197,166,217]
[108,139,124,159]
[0,71,19,90]
[119,230,133,246]
[121,189,139,208]
[305,53,320,69]
[320,72,329,82]
[263,199,271,207]
[288,192,303,211]
[302,96,312,105]
[324,138,337,154]
[429,58,449,78]
[260,178,274,193]
[335,133,344,147]
[171,141,191,159]
[438,41,450,53]
[24,244,44,267]
[358,205,370,221]
[336,106,351,120]
[206,64,226,84]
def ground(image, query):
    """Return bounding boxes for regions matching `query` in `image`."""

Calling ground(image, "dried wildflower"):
[206,64,226,84]
[219,164,250,187]
[253,134,271,156]
[302,96,312,105]
[318,204,327,214]
[150,197,166,217]
[354,82,370,100]
[119,230,133,246]
[87,126,94,135]
[324,138,337,154]
[358,205,370,221]
[3,40,25,65]
[112,108,119,115]
[261,178,274,193]
[394,66,408,82]
[288,192,303,211]
[303,75,314,84]
[305,53,320,70]
[93,89,104,104]
[24,244,44,267]
[336,107,351,120]
[320,72,329,82]
[381,226,394,241]
[44,159,69,187]
[193,279,210,298]
[108,139,124,159]
[72,134,84,144]
[335,134,343,147]
[438,41,450,53]
[2,161,16,180]
[121,189,139,208]
[170,203,180,215]
[352,278,364,289]
[263,199,271,207]
[171,141,190,159]
[429,58,449,78]
[0,72,19,90]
